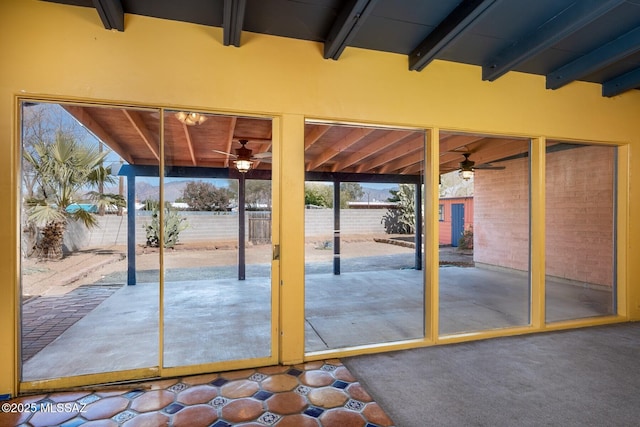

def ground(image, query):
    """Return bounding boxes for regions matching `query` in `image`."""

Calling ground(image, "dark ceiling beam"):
[119,165,272,181]
[223,0,247,47]
[324,0,379,60]
[409,0,498,71]
[547,26,640,90]
[91,0,124,31]
[602,67,640,97]
[482,0,625,82]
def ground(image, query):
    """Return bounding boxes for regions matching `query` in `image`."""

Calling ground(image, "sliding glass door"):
[162,111,275,368]
[19,100,277,387]
[438,134,531,335]
[20,101,160,381]
[303,122,426,352]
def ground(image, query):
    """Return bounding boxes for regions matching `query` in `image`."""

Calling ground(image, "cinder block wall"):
[545,145,615,287]
[79,209,390,248]
[474,157,530,271]
[82,212,240,247]
[306,209,388,237]
[474,145,615,287]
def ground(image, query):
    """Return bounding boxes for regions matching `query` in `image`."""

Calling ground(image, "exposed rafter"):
[224,117,237,167]
[121,110,160,161]
[62,105,133,164]
[92,0,124,31]
[439,134,486,157]
[223,0,246,47]
[482,0,625,82]
[603,67,640,97]
[181,124,197,166]
[332,130,416,171]
[324,0,379,60]
[304,125,331,150]
[547,26,640,90]
[409,0,498,71]
[439,138,529,173]
[306,128,373,171]
[356,134,423,173]
[379,149,423,174]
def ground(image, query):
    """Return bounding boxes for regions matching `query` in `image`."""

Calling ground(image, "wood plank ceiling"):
[62,105,531,178]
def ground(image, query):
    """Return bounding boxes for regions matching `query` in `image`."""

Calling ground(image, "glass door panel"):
[545,142,616,322]
[162,111,273,367]
[304,122,425,352]
[438,134,530,335]
[20,101,160,381]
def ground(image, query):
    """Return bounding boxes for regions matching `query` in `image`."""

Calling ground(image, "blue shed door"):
[451,203,465,247]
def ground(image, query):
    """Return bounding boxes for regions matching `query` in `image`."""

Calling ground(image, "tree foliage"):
[23,131,124,258]
[382,184,415,234]
[181,180,233,211]
[339,182,364,208]
[305,183,333,207]
[228,179,272,210]
[304,182,365,208]
[21,103,90,200]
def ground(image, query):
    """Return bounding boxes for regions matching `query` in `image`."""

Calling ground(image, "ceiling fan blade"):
[475,163,505,170]
[252,152,272,159]
[212,149,238,158]
[253,157,272,163]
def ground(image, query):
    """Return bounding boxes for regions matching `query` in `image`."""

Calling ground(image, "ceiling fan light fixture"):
[234,159,253,173]
[459,169,474,180]
[458,153,475,180]
[233,140,254,173]
[175,111,208,126]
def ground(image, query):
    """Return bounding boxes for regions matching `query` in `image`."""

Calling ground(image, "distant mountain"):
[105,181,397,203]
[359,186,396,203]
[104,180,190,202]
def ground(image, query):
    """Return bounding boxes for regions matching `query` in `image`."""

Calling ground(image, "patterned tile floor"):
[1,360,394,427]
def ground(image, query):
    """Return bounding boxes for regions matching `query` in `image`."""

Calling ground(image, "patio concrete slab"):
[24,278,272,380]
[23,263,613,381]
[305,269,424,351]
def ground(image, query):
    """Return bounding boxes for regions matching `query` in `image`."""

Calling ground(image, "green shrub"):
[458,226,474,250]
[144,206,188,248]
[382,184,415,234]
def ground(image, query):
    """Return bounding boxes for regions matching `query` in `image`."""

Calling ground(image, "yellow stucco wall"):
[1,0,639,396]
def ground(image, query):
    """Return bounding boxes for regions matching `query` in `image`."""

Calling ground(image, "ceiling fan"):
[458,153,505,180]
[212,139,272,173]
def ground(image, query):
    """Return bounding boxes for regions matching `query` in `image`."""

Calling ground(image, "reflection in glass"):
[545,143,616,322]
[438,136,530,335]
[20,102,160,380]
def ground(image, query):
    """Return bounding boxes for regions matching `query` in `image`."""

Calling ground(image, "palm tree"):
[23,131,125,259]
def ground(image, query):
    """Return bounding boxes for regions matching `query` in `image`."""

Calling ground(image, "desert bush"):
[144,205,189,248]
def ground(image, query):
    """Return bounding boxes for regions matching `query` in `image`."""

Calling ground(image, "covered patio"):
[22,245,611,382]
[59,103,538,283]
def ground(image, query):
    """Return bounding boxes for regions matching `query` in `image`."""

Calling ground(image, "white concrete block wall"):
[305,209,387,237]
[77,209,390,248]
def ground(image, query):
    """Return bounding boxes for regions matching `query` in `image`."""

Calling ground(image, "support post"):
[238,173,246,280]
[127,173,136,285]
[333,180,341,275]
